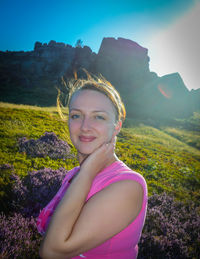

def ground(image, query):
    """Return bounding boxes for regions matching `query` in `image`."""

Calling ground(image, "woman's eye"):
[70,114,80,119]
[95,115,105,120]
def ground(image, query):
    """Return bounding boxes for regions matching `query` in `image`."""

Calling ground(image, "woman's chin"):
[77,145,98,155]
[77,149,93,159]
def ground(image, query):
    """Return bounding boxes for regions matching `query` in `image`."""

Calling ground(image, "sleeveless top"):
[37,160,148,258]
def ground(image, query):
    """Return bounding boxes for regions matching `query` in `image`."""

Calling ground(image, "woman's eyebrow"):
[70,108,108,114]
[93,110,108,114]
[69,108,81,112]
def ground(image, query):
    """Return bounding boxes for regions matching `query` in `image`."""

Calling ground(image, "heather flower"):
[138,193,200,259]
[0,212,41,259]
[18,132,72,160]
[11,167,67,217]
[0,164,14,171]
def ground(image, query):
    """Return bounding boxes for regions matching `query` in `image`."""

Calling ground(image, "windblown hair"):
[57,70,126,122]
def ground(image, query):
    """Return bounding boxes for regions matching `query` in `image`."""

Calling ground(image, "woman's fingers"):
[80,133,117,177]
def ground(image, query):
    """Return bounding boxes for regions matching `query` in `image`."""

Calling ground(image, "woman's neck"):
[78,152,119,168]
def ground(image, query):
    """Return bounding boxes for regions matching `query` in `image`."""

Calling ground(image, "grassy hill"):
[1,102,200,205]
[0,102,200,258]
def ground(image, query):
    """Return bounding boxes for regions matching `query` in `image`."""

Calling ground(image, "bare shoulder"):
[103,178,144,208]
[107,178,144,191]
[83,177,144,226]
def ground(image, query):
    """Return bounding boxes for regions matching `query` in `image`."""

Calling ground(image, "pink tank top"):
[37,160,148,258]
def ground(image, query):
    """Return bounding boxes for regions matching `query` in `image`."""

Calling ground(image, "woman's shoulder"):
[87,160,147,201]
[103,160,147,188]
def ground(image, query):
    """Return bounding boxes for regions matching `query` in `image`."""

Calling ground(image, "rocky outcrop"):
[189,88,200,111]
[93,37,151,88]
[0,40,96,106]
[91,38,196,119]
[0,37,199,120]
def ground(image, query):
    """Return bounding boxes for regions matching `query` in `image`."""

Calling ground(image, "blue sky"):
[0,0,199,90]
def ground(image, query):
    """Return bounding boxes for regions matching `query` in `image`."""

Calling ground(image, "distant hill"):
[0,37,199,120]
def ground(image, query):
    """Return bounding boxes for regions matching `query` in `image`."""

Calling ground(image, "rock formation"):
[0,37,199,120]
[0,40,96,106]
[91,37,197,119]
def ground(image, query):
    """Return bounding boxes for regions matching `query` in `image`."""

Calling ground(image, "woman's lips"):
[79,136,96,142]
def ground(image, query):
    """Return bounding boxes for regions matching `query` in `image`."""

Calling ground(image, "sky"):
[0,0,199,90]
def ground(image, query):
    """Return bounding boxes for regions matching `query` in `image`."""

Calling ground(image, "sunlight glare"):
[147,1,200,90]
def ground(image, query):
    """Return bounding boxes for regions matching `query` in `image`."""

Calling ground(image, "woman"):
[37,73,148,259]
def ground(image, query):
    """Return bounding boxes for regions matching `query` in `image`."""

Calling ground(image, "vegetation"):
[161,112,200,149]
[0,102,199,258]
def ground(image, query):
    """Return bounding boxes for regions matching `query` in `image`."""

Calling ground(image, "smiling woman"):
[68,90,121,162]
[37,72,147,259]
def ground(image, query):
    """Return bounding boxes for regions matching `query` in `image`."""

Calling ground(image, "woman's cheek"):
[105,125,116,141]
[69,120,80,131]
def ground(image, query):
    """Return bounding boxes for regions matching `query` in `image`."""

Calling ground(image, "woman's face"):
[68,90,120,157]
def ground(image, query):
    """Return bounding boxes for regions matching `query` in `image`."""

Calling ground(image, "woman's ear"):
[114,120,122,136]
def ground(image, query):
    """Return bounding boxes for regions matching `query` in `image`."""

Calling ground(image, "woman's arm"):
[39,141,143,259]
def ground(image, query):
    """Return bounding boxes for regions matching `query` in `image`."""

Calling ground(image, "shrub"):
[0,213,41,259]
[18,132,71,160]
[138,193,200,259]
[11,167,67,217]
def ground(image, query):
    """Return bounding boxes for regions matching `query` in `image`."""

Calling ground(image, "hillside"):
[1,102,199,204]
[0,102,200,259]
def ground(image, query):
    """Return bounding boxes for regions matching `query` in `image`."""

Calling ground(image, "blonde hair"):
[57,70,126,122]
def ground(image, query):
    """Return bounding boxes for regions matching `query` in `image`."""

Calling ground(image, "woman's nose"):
[81,117,91,131]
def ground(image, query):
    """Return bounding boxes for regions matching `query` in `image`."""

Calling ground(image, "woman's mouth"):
[79,136,96,142]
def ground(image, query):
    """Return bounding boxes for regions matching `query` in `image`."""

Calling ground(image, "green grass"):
[117,126,200,203]
[0,102,76,176]
[161,127,200,149]
[0,102,200,206]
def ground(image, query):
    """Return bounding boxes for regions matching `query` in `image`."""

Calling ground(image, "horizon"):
[0,0,199,90]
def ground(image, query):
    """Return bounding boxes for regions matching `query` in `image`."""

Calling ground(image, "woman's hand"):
[80,135,116,179]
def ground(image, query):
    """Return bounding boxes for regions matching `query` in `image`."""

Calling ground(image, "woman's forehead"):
[70,90,115,111]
